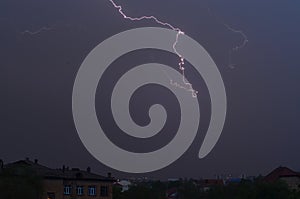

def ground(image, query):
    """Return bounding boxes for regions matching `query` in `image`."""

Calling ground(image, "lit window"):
[100,185,109,197]
[76,186,84,195]
[64,185,72,195]
[47,192,55,199]
[88,186,96,196]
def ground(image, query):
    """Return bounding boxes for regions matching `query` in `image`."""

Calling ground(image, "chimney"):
[87,167,91,173]
[107,172,112,178]
[63,165,66,173]
[34,159,38,164]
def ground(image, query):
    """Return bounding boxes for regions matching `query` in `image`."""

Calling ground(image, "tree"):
[0,166,43,199]
[207,179,293,199]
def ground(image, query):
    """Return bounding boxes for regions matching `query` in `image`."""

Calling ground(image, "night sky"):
[1,0,300,179]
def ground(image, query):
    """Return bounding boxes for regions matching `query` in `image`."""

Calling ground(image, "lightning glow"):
[21,26,53,35]
[207,8,248,68]
[109,0,198,97]
[223,24,248,52]
[224,23,248,68]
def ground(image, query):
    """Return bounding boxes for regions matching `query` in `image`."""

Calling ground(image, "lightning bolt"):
[207,8,249,68]
[109,0,198,97]
[21,26,53,35]
[224,23,248,68]
[223,24,248,52]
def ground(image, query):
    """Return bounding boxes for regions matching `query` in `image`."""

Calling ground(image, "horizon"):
[1,157,297,180]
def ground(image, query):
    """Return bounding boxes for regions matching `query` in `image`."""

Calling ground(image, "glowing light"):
[108,0,198,97]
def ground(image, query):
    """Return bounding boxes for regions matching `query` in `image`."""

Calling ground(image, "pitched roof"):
[264,166,300,182]
[4,159,113,182]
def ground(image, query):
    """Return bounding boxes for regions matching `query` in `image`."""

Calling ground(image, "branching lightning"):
[224,23,248,68]
[21,26,53,35]
[109,0,198,97]
[207,8,248,68]
[223,23,248,52]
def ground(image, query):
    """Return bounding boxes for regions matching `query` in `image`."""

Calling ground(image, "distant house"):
[166,187,179,199]
[224,178,242,185]
[264,166,300,191]
[114,179,132,192]
[1,158,114,199]
[197,179,224,191]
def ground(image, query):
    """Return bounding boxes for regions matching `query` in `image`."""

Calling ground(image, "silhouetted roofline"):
[2,158,114,182]
[263,166,300,182]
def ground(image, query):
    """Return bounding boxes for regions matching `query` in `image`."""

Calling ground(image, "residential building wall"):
[43,179,64,199]
[43,179,112,199]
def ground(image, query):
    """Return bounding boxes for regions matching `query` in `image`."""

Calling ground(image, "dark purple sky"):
[1,0,300,179]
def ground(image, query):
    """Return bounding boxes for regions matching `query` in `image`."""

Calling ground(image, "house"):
[197,179,224,191]
[114,179,132,192]
[1,158,114,199]
[224,177,242,185]
[264,166,300,191]
[166,187,179,199]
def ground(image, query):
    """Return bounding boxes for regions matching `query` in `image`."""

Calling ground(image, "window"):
[76,186,84,195]
[47,192,55,199]
[88,186,96,196]
[100,185,109,197]
[64,185,72,195]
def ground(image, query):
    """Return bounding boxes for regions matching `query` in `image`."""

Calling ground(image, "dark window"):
[76,186,84,195]
[64,185,72,195]
[100,185,109,197]
[88,186,96,196]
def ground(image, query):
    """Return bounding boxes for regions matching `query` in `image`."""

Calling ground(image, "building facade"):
[1,158,114,199]
[264,166,300,191]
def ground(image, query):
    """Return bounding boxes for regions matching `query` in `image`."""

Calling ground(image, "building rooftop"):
[263,166,300,182]
[3,158,113,182]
